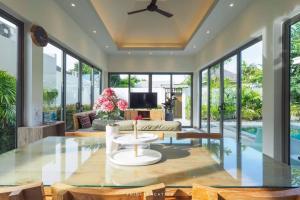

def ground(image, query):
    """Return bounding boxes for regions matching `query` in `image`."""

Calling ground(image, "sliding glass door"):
[0,10,23,153]
[284,16,300,166]
[108,73,193,127]
[199,38,263,150]
[81,63,92,111]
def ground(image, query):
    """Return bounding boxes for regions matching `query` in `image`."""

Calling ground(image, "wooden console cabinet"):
[18,121,65,147]
[124,109,164,120]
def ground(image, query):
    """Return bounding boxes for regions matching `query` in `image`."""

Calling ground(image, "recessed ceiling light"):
[71,3,76,7]
[128,51,131,55]
[170,51,174,55]
[92,30,97,34]
[206,30,211,34]
[229,3,234,7]
[193,45,196,49]
[149,52,153,55]
[105,45,109,49]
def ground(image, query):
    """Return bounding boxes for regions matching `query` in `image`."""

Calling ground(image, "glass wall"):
[152,74,171,107]
[199,38,263,151]
[200,70,208,132]
[108,73,193,127]
[288,19,300,166]
[241,41,263,151]
[93,69,101,103]
[42,42,102,131]
[43,43,63,123]
[209,65,221,133]
[0,13,22,153]
[65,54,80,130]
[223,55,238,139]
[172,74,192,127]
[130,74,149,93]
[109,74,129,102]
[81,63,92,111]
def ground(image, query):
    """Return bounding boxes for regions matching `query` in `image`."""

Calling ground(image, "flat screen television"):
[130,93,157,109]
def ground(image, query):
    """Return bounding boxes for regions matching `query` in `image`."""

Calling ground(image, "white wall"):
[194,0,300,160]
[0,0,108,126]
[108,54,196,72]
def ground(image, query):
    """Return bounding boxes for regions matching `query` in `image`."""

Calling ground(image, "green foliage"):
[109,75,140,88]
[43,88,58,106]
[0,70,16,153]
[0,70,16,127]
[185,96,191,120]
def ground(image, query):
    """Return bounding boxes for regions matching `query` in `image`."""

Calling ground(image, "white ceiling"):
[54,0,252,56]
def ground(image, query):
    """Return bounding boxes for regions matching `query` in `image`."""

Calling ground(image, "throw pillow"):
[89,112,97,122]
[78,115,92,128]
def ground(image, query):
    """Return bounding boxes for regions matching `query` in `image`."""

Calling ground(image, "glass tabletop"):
[0,133,299,187]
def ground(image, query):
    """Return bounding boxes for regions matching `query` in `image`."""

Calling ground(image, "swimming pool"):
[241,126,300,140]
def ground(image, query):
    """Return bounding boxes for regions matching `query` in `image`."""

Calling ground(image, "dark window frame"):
[108,72,194,128]
[282,13,300,165]
[199,36,262,141]
[0,9,24,148]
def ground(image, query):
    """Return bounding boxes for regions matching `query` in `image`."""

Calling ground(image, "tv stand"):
[124,109,164,120]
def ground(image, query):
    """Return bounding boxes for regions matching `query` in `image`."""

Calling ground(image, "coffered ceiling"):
[90,0,216,50]
[54,0,252,55]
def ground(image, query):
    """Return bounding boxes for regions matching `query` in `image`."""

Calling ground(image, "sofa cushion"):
[137,120,181,131]
[92,119,134,131]
[78,116,92,128]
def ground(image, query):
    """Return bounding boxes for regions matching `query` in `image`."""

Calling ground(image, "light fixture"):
[170,51,174,55]
[71,3,76,7]
[206,30,211,34]
[128,51,131,55]
[92,30,97,34]
[149,52,153,55]
[105,45,109,49]
[229,3,234,7]
[193,45,196,49]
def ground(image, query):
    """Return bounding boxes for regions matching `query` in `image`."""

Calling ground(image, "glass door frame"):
[199,36,262,141]
[0,9,24,148]
[282,13,300,165]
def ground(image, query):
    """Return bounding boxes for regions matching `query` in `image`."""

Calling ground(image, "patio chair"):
[0,182,44,200]
[192,184,300,200]
[52,183,165,200]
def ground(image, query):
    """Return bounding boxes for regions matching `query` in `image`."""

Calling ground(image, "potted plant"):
[162,94,177,121]
[93,88,128,154]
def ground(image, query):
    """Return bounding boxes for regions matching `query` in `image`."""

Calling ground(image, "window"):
[130,74,149,93]
[199,38,263,151]
[93,68,101,103]
[0,10,23,153]
[152,74,171,107]
[81,63,92,111]
[283,14,300,167]
[42,41,102,131]
[108,73,193,127]
[172,74,192,127]
[43,43,63,122]
[109,74,129,102]
[241,41,263,150]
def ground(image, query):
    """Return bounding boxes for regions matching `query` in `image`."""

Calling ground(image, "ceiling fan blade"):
[155,8,173,18]
[151,0,157,5]
[128,8,147,15]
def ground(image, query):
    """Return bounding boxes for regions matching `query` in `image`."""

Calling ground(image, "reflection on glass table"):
[0,135,298,187]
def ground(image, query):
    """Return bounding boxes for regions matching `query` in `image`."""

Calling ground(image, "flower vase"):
[106,124,119,155]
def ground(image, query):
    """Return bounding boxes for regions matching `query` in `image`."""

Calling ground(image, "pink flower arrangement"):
[93,88,128,121]
[117,99,128,111]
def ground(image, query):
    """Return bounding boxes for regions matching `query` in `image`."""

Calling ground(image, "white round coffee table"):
[110,133,162,166]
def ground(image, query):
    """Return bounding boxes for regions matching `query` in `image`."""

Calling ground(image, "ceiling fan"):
[128,0,173,18]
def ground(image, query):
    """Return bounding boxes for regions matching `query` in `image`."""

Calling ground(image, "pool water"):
[241,127,300,140]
